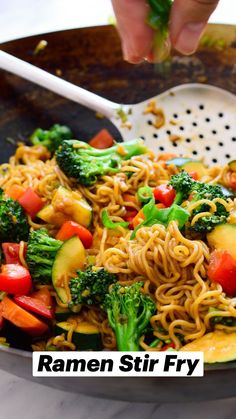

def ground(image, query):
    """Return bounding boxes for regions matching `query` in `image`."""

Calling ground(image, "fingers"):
[111,0,154,63]
[170,0,219,54]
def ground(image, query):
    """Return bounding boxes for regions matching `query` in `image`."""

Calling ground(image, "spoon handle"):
[0,50,119,118]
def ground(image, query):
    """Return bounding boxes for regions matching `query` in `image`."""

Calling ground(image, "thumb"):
[170,0,219,55]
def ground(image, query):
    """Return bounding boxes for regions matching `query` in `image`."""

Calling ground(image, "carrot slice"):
[5,185,25,200]
[1,296,48,336]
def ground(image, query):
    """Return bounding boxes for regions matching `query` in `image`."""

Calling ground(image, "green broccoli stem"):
[75,139,148,159]
[115,319,140,352]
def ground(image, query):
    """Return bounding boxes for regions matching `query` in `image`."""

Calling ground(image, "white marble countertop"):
[0,1,236,418]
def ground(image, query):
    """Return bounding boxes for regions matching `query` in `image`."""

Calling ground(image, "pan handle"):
[0,50,120,118]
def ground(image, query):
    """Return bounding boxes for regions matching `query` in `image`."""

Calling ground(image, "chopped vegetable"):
[52,236,86,304]
[14,295,53,320]
[169,172,230,233]
[131,198,189,238]
[5,185,25,201]
[88,129,115,149]
[51,186,92,228]
[30,124,73,153]
[102,209,129,230]
[1,296,48,336]
[181,331,236,363]
[103,282,156,351]
[153,184,175,207]
[0,264,32,296]
[147,0,172,62]
[18,188,44,219]
[30,287,53,309]
[0,189,29,243]
[56,221,93,248]
[208,250,236,296]
[69,267,117,306]
[207,224,236,260]
[137,186,153,204]
[55,321,102,350]
[169,171,194,205]
[230,172,236,189]
[132,209,145,229]
[56,138,148,186]
[26,229,62,285]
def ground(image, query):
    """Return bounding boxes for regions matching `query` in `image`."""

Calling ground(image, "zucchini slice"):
[181,331,236,363]
[37,204,70,226]
[207,224,236,260]
[52,236,86,304]
[167,158,207,179]
[166,157,193,167]
[52,186,92,227]
[182,161,207,178]
[55,306,72,322]
[55,321,103,350]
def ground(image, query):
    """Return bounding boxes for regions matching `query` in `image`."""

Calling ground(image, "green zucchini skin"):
[52,236,86,304]
[55,321,103,350]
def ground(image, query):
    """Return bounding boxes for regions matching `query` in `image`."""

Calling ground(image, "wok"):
[0,24,235,402]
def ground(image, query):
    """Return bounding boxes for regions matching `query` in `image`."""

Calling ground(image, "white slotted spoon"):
[0,50,235,166]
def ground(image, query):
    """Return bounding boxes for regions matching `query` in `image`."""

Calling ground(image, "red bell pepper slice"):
[0,264,32,296]
[208,250,236,296]
[14,295,53,320]
[89,129,115,149]
[189,171,199,181]
[30,287,53,309]
[56,221,93,248]
[18,187,44,219]
[153,184,176,207]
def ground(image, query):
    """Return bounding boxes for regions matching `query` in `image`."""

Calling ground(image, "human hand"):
[112,0,219,63]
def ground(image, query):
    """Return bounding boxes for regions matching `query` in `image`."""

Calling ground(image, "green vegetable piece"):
[30,124,73,153]
[103,281,156,351]
[69,266,117,306]
[169,171,194,205]
[147,0,173,61]
[0,188,29,243]
[188,182,230,233]
[102,209,129,230]
[169,172,230,233]
[137,186,153,204]
[26,229,62,285]
[131,198,189,239]
[56,138,148,186]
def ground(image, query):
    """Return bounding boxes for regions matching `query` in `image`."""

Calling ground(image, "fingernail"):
[175,22,206,55]
[122,42,143,64]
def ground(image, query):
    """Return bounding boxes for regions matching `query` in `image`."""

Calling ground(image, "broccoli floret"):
[30,124,73,153]
[103,282,156,351]
[169,171,194,205]
[189,182,229,233]
[56,139,148,186]
[26,229,62,285]
[69,267,117,306]
[0,189,29,243]
[169,172,230,233]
